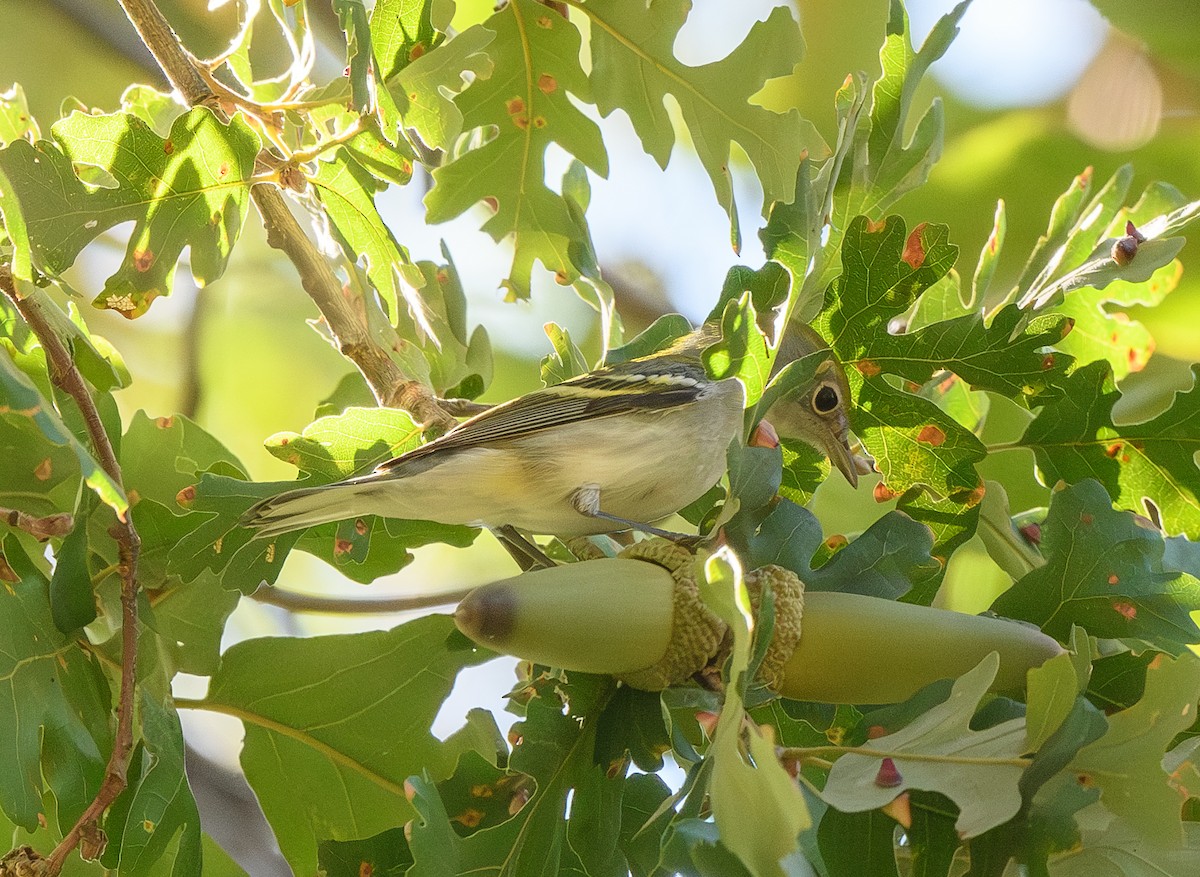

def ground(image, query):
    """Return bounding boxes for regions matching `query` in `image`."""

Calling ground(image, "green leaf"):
[311,148,428,327]
[1048,818,1200,877]
[371,0,445,84]
[387,23,494,152]
[198,615,489,875]
[0,534,111,832]
[103,694,202,877]
[991,480,1200,651]
[821,654,1027,839]
[750,499,939,600]
[777,1,967,315]
[334,0,373,111]
[425,0,607,297]
[585,0,818,236]
[1019,363,1200,539]
[606,313,693,366]
[0,344,126,515]
[540,322,589,385]
[0,108,259,316]
[1049,260,1180,381]
[49,495,97,633]
[817,808,899,877]
[0,82,39,145]
[704,294,770,407]
[702,552,809,876]
[407,674,615,877]
[146,566,240,677]
[170,407,475,591]
[811,216,988,498]
[1068,652,1200,847]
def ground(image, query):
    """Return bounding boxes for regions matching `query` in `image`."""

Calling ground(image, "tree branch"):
[0,268,141,876]
[250,584,472,614]
[114,0,457,429]
[0,505,73,541]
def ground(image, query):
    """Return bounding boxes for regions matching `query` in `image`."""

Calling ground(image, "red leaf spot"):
[1080,513,1093,525]
[1019,523,1042,546]
[1108,573,1119,585]
[1041,354,1055,370]
[537,14,554,28]
[409,42,426,61]
[937,374,958,393]
[864,217,887,233]
[824,534,848,551]
[471,783,494,798]
[537,73,557,94]
[1105,442,1123,458]
[483,196,499,213]
[988,233,999,254]
[873,482,899,503]
[176,485,196,507]
[506,97,526,116]
[902,223,929,268]
[904,380,922,393]
[867,724,889,739]
[155,415,175,429]
[749,419,780,449]
[512,114,529,130]
[1112,599,1137,620]
[1077,166,1093,187]
[334,538,354,556]
[163,140,174,155]
[436,269,450,284]
[218,162,229,177]
[451,808,485,828]
[855,359,881,377]
[553,270,571,285]
[34,458,52,481]
[917,425,946,446]
[962,481,987,508]
[1060,317,1075,338]
[354,518,368,535]
[533,116,547,128]
[875,757,903,788]
[133,249,154,272]
[0,556,18,584]
[1076,772,1094,787]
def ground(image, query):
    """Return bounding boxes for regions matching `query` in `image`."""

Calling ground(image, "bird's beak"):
[824,433,860,488]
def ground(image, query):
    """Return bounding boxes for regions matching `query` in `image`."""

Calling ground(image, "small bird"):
[242,323,857,540]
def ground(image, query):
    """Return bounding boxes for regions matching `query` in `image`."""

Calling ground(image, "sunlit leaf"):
[0,108,259,316]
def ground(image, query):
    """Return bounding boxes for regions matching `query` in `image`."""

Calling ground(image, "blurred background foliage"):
[4,2,1200,868]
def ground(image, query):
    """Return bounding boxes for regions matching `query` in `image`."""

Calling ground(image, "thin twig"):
[778,744,1032,769]
[114,0,457,430]
[0,505,73,540]
[1,267,142,876]
[250,584,473,614]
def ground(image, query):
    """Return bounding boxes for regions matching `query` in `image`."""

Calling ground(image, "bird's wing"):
[373,362,713,473]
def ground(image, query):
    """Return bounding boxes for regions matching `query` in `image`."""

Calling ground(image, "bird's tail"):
[241,481,379,539]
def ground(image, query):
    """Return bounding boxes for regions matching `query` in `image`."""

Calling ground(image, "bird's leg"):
[571,485,701,544]
[493,525,556,571]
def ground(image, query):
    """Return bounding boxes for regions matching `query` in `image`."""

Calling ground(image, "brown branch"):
[250,584,473,614]
[1,506,73,540]
[114,0,457,430]
[0,268,141,876]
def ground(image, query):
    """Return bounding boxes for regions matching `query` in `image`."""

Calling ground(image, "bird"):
[241,322,857,541]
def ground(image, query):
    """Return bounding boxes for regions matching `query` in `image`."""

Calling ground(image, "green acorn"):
[454,544,1064,704]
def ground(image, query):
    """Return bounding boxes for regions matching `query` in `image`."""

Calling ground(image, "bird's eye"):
[812,385,840,414]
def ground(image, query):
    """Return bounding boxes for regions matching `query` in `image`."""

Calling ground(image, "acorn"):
[454,543,1064,704]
